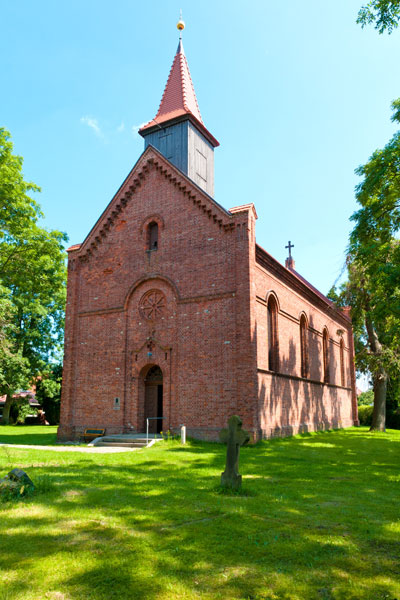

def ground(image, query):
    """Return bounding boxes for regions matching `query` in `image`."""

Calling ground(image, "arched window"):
[147,222,158,250]
[300,314,309,378]
[340,338,345,387]
[322,328,330,383]
[267,295,279,372]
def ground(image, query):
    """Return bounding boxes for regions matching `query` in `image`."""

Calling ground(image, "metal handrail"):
[146,417,166,446]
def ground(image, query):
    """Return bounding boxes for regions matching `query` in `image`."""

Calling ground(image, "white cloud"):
[117,122,125,133]
[132,123,146,136]
[80,116,104,138]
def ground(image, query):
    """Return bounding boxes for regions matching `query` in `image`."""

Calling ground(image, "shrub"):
[16,399,37,424]
[358,404,373,426]
[358,390,374,406]
[387,408,400,430]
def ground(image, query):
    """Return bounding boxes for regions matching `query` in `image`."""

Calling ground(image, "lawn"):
[0,427,399,600]
[0,425,58,446]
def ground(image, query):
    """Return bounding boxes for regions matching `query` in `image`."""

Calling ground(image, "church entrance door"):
[144,366,163,433]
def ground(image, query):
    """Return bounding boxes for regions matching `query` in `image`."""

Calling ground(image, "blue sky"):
[2,0,400,296]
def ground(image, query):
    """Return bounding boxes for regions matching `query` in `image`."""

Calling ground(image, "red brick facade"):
[58,146,358,441]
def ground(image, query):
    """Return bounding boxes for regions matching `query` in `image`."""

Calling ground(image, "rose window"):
[139,289,166,321]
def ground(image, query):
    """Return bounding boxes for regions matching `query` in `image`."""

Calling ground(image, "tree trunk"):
[1,394,13,425]
[370,370,387,431]
[364,314,387,432]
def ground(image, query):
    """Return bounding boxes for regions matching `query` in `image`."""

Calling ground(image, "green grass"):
[0,424,59,445]
[0,427,399,600]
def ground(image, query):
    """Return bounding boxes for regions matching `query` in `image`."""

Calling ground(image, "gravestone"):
[0,468,34,497]
[8,468,34,488]
[219,415,249,489]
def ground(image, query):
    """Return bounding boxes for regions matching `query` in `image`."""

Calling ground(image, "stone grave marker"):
[0,468,34,497]
[219,415,249,490]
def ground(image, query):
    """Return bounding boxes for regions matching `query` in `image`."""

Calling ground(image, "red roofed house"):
[58,38,358,441]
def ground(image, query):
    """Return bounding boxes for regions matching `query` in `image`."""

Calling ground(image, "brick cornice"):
[69,145,235,263]
[257,368,352,391]
[255,245,351,328]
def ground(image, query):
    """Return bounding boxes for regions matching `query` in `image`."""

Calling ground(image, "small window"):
[300,314,309,379]
[323,328,330,383]
[340,338,345,387]
[147,222,158,251]
[267,295,279,372]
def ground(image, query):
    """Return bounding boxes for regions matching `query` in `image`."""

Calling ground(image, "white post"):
[180,425,186,445]
[146,419,149,446]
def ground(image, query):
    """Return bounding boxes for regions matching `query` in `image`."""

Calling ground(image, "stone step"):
[100,436,151,443]
[94,441,148,448]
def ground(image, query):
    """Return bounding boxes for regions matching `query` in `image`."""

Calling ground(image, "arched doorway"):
[144,365,163,433]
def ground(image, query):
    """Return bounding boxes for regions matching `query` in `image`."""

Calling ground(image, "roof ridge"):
[180,51,202,122]
[154,50,183,119]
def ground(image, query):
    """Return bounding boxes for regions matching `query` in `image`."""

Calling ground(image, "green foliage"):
[334,99,400,430]
[14,398,37,424]
[358,389,374,405]
[0,289,30,394]
[357,0,400,33]
[35,364,62,424]
[358,404,374,425]
[0,129,67,414]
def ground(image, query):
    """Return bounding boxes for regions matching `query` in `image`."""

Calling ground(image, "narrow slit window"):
[148,222,158,250]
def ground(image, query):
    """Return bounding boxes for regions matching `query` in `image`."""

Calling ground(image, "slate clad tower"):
[139,39,219,197]
[58,25,358,442]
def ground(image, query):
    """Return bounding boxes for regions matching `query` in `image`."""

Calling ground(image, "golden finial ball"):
[177,19,185,31]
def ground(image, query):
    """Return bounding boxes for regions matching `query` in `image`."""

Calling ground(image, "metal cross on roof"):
[285,241,294,258]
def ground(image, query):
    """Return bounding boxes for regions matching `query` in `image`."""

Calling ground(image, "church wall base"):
[57,425,126,442]
[259,419,355,440]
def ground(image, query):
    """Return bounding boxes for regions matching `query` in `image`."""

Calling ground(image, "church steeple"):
[139,22,219,197]
[144,39,203,130]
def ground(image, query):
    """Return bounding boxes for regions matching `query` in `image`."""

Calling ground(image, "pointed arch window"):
[340,337,345,387]
[300,314,309,379]
[267,295,279,372]
[322,328,330,384]
[147,222,158,251]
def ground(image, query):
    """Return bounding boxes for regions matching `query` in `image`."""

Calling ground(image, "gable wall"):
[59,159,256,440]
[77,167,234,313]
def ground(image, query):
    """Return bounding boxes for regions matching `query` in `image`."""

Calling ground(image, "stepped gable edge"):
[255,243,351,327]
[66,145,234,262]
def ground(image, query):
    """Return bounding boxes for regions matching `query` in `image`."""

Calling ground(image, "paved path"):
[0,443,138,453]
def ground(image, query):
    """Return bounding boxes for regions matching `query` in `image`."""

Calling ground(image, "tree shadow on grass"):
[0,425,58,445]
[0,430,399,599]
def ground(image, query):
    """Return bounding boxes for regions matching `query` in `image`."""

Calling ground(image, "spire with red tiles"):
[159,40,202,125]
[139,16,218,196]
[139,38,218,148]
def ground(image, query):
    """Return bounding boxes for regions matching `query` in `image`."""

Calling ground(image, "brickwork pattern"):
[58,146,357,442]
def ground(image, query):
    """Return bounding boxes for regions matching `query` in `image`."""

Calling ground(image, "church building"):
[58,27,358,441]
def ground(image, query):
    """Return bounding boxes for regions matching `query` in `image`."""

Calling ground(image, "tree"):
[357,1,400,33]
[0,290,30,418]
[0,128,67,423]
[358,389,374,406]
[339,251,400,431]
[35,363,63,425]
[343,100,400,431]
